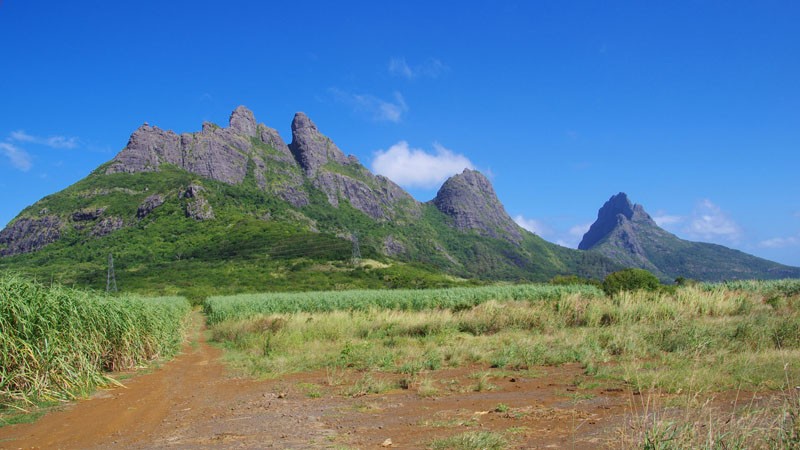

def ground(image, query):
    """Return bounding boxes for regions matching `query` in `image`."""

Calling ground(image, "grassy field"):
[0,273,191,409]
[203,283,603,323]
[205,280,800,447]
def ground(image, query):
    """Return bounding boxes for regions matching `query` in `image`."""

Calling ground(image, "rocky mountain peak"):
[577,192,800,281]
[229,105,257,136]
[289,112,349,174]
[578,192,646,250]
[104,106,307,206]
[433,169,522,242]
[291,112,315,133]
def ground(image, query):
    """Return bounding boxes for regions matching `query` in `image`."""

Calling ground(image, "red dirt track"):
[0,317,668,449]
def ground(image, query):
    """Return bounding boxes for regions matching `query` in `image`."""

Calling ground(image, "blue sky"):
[1,1,799,266]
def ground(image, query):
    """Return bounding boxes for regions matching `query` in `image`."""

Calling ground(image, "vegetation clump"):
[602,268,661,295]
[0,273,190,407]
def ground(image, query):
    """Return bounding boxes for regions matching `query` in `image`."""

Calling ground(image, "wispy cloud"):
[388,57,448,80]
[514,215,550,236]
[10,130,78,149]
[653,214,684,227]
[512,217,591,248]
[371,141,474,189]
[569,223,591,238]
[330,89,408,123]
[684,199,742,243]
[759,235,800,249]
[0,142,33,171]
[552,223,592,248]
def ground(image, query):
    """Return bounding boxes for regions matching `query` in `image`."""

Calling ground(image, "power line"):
[107,253,117,293]
[351,231,361,266]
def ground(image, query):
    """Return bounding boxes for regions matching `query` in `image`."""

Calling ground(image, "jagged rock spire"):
[288,112,350,175]
[229,105,257,136]
[579,192,656,250]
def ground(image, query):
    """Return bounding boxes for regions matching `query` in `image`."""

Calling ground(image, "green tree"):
[602,268,660,295]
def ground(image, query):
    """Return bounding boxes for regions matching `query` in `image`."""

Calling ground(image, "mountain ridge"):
[579,192,800,281]
[0,106,619,295]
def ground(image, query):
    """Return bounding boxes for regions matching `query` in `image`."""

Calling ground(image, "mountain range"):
[1,106,797,296]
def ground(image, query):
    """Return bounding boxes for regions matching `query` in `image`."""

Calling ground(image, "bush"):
[602,268,661,295]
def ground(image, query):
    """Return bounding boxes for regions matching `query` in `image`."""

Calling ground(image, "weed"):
[297,382,322,398]
[471,372,498,392]
[429,431,507,450]
[494,403,510,413]
[346,372,393,397]
[417,377,439,398]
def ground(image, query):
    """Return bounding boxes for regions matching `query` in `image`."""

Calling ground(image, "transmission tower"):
[107,253,118,293]
[351,231,361,266]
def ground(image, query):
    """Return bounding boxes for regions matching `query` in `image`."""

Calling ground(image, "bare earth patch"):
[0,322,788,449]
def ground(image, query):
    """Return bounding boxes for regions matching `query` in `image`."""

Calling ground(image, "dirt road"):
[0,316,643,449]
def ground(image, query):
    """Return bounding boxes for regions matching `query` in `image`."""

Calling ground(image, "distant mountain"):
[579,193,800,281]
[0,106,617,296]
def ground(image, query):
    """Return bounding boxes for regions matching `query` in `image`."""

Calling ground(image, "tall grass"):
[703,279,800,296]
[205,282,799,392]
[204,284,603,324]
[205,280,799,448]
[0,273,191,407]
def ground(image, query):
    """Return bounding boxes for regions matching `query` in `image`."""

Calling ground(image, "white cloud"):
[371,141,474,189]
[569,223,592,238]
[547,222,593,249]
[513,215,550,236]
[513,218,591,248]
[10,130,78,149]
[653,214,684,227]
[0,142,33,171]
[684,199,742,243]
[331,89,408,123]
[388,58,414,79]
[759,235,800,249]
[388,57,447,79]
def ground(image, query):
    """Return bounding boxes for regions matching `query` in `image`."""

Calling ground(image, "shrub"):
[602,268,661,295]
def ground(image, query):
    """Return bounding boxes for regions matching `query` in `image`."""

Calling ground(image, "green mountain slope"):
[579,193,800,281]
[0,107,619,297]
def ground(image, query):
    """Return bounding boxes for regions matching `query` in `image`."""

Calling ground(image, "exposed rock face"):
[312,172,388,220]
[182,185,214,220]
[182,184,205,199]
[106,124,181,174]
[288,112,418,220]
[102,106,419,218]
[250,125,308,207]
[433,169,522,242]
[137,194,165,219]
[72,208,106,222]
[106,122,248,184]
[578,193,655,250]
[105,106,306,205]
[91,217,125,237]
[229,106,257,136]
[383,235,406,256]
[0,216,64,256]
[288,112,350,175]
